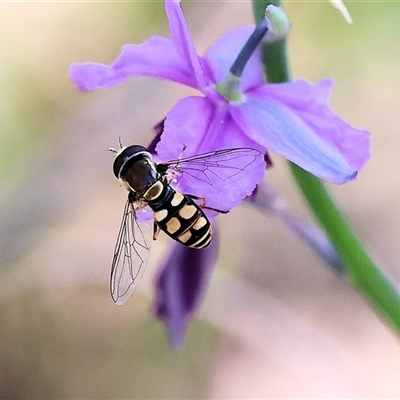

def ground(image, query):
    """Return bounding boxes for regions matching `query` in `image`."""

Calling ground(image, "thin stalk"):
[252,0,400,335]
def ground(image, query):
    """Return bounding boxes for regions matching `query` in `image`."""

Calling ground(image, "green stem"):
[252,0,400,334]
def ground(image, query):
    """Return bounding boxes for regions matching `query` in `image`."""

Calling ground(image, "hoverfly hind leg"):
[186,194,229,214]
[202,205,229,214]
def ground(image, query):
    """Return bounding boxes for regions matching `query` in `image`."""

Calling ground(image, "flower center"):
[215,5,290,103]
[215,18,268,103]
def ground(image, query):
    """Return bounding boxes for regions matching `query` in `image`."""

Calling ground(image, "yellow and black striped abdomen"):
[148,184,212,249]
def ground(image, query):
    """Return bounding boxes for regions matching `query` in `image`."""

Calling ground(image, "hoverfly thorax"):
[113,145,159,194]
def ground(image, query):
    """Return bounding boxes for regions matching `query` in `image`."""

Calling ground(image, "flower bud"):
[264,5,291,42]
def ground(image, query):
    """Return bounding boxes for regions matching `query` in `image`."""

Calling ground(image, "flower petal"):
[69,36,197,91]
[152,227,219,349]
[147,119,165,154]
[230,86,364,183]
[203,25,265,92]
[166,0,209,90]
[258,79,370,171]
[155,96,266,211]
[251,181,344,272]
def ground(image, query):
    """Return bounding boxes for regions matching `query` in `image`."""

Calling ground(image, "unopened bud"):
[264,5,291,42]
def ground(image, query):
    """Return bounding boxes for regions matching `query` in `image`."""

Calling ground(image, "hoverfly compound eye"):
[112,145,150,178]
[113,153,125,178]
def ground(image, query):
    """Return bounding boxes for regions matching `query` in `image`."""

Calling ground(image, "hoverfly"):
[110,141,264,305]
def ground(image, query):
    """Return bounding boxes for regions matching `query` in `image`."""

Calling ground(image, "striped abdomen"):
[145,181,212,249]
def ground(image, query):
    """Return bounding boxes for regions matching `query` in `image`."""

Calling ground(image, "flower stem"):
[252,0,400,335]
[252,1,291,83]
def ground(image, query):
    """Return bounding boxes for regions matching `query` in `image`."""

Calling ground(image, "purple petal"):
[166,0,209,90]
[229,85,365,183]
[147,119,165,154]
[155,96,266,211]
[203,25,265,92]
[252,182,344,272]
[152,227,219,349]
[259,79,370,170]
[69,36,197,91]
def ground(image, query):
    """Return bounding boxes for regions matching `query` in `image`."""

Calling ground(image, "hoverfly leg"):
[178,144,188,159]
[202,205,229,214]
[185,194,229,214]
[185,193,206,206]
[164,144,188,184]
[128,191,137,204]
[153,222,160,241]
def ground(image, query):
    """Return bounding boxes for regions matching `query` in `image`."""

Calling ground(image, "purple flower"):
[152,228,219,349]
[69,0,370,347]
[70,0,370,189]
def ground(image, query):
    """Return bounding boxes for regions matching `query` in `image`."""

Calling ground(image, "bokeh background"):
[1,1,400,398]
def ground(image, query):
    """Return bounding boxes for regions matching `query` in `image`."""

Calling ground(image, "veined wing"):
[163,148,264,190]
[110,199,153,305]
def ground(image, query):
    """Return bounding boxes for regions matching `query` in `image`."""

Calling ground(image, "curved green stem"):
[252,0,400,335]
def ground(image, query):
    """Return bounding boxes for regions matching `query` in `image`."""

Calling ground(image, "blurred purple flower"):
[69,0,370,347]
[152,227,219,349]
[70,0,370,188]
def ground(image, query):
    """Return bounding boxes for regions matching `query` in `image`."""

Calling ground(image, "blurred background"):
[1,1,400,398]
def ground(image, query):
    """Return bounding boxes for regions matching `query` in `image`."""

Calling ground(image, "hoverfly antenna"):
[109,137,125,154]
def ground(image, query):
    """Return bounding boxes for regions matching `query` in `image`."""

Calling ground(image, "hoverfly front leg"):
[128,192,160,240]
[162,144,189,185]
[186,194,229,214]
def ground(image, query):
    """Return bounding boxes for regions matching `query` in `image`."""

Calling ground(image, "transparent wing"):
[163,148,264,190]
[110,199,153,305]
